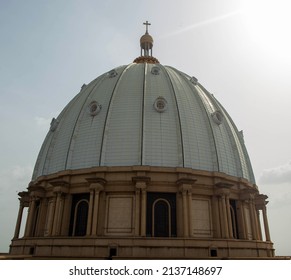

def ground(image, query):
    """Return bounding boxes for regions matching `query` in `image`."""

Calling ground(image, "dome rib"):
[214,96,255,183]
[140,63,147,165]
[99,64,134,166]
[176,70,220,171]
[161,66,185,166]
[164,66,215,170]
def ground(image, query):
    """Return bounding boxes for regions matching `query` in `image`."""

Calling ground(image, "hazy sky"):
[1,0,291,255]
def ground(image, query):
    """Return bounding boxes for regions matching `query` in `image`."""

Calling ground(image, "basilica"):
[9,23,274,259]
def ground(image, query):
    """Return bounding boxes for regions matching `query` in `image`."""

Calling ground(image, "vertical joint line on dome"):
[141,63,147,165]
[64,75,108,170]
[178,70,221,172]
[214,97,254,182]
[38,90,88,178]
[98,64,133,166]
[162,66,185,167]
[193,83,221,172]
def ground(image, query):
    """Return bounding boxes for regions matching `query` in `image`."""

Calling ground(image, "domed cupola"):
[10,23,274,260]
[134,21,159,64]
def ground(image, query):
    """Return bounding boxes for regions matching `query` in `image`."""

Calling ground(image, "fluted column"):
[134,188,141,236]
[86,178,107,236]
[14,192,30,238]
[52,192,62,235]
[24,197,37,237]
[215,183,233,239]
[181,190,189,237]
[249,195,259,240]
[262,206,271,241]
[220,194,229,238]
[51,184,68,236]
[257,210,263,240]
[14,201,25,238]
[255,194,271,242]
[211,196,221,238]
[91,185,105,235]
[46,197,56,236]
[132,176,150,237]
[177,178,196,238]
[140,188,147,236]
[187,190,193,237]
[86,189,94,235]
[48,181,69,236]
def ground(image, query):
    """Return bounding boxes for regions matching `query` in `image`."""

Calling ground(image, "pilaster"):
[132,176,151,236]
[177,178,196,237]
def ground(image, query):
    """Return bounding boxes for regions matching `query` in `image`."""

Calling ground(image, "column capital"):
[87,177,107,191]
[215,188,230,197]
[50,180,69,195]
[177,178,196,193]
[176,178,197,186]
[27,184,46,198]
[18,191,30,207]
[239,188,258,201]
[132,176,151,189]
[255,194,269,210]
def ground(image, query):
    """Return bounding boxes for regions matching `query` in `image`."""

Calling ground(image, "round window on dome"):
[88,101,102,116]
[190,76,198,85]
[154,97,167,113]
[50,118,59,132]
[212,110,224,125]
[151,66,160,75]
[108,69,118,78]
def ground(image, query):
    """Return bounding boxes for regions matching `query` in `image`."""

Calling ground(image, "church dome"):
[32,63,255,184]
[10,22,274,260]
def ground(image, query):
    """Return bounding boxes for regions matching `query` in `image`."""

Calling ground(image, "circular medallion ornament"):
[88,101,102,116]
[151,66,160,75]
[154,97,167,113]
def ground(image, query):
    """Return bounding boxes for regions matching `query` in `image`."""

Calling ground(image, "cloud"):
[35,116,51,130]
[0,165,33,194]
[259,161,291,185]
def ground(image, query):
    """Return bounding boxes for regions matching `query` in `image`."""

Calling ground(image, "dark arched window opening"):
[69,194,89,236]
[153,199,170,237]
[74,200,89,236]
[146,192,176,237]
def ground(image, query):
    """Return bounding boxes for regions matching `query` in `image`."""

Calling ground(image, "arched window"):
[152,199,171,237]
[146,192,176,237]
[69,194,89,236]
[73,200,89,236]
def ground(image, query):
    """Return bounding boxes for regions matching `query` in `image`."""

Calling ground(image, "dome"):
[10,23,274,260]
[32,63,255,184]
[140,33,153,48]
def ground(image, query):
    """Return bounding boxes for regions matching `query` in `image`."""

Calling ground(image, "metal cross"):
[143,21,151,33]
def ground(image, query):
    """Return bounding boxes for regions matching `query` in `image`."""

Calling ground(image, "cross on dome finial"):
[133,21,159,64]
[143,21,151,34]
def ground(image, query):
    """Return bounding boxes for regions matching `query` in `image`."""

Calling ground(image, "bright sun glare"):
[242,0,291,59]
